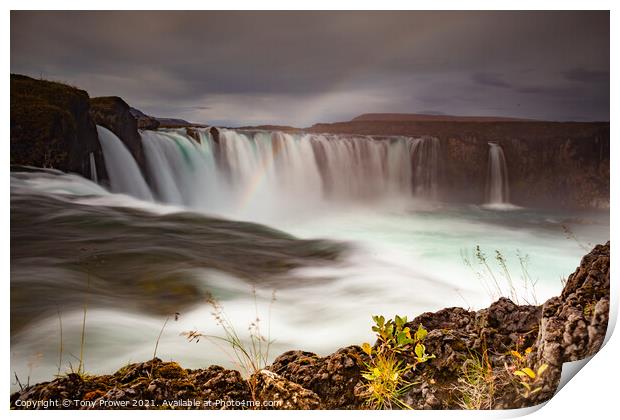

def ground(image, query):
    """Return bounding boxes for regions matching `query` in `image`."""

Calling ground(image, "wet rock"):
[210,126,220,144]
[90,96,145,172]
[186,127,202,143]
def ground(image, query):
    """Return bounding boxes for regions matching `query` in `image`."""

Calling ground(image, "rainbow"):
[235,135,284,212]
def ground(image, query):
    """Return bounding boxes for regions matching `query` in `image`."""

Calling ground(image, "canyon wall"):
[308,119,610,208]
[11,75,610,209]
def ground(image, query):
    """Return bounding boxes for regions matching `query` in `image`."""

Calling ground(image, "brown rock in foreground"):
[11,242,610,410]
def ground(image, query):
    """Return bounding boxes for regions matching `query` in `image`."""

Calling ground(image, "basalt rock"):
[10,74,107,182]
[398,242,609,410]
[186,127,202,144]
[11,359,251,410]
[90,96,145,172]
[524,241,610,406]
[251,370,321,409]
[267,346,368,409]
[210,126,220,144]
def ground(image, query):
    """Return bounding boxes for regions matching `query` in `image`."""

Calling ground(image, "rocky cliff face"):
[11,242,610,410]
[10,74,107,182]
[89,96,146,171]
[10,76,161,183]
[129,107,160,130]
[308,119,609,209]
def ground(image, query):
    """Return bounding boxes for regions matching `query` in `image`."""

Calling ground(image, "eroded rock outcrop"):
[527,241,610,405]
[10,74,107,181]
[267,346,367,409]
[251,370,321,409]
[11,359,252,410]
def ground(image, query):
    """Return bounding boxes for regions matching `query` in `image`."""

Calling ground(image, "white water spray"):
[486,142,510,205]
[139,128,441,217]
[411,137,440,199]
[96,125,153,201]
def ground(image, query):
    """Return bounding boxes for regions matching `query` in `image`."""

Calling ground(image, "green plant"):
[359,315,434,409]
[583,301,596,317]
[453,332,502,410]
[455,350,496,410]
[508,347,548,398]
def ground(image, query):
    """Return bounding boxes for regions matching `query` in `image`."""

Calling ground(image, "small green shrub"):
[359,315,434,409]
[509,348,548,398]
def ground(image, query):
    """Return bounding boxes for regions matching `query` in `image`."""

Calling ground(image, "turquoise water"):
[10,169,609,391]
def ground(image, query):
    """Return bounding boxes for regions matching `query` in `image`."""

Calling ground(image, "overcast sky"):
[11,11,609,126]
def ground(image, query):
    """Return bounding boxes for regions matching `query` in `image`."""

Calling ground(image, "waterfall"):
[96,125,153,201]
[137,128,442,215]
[89,152,98,183]
[140,129,223,208]
[411,137,440,199]
[486,142,510,204]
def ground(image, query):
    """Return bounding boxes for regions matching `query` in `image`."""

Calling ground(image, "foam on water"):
[9,131,609,391]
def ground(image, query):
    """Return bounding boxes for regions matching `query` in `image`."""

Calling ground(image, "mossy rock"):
[155,362,186,380]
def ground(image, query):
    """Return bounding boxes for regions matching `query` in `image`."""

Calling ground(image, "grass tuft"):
[182,288,277,404]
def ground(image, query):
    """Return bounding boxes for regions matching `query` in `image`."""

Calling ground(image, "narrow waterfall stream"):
[89,152,98,184]
[485,142,511,207]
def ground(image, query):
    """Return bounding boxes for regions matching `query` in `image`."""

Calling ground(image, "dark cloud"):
[10,11,609,125]
[563,67,610,83]
[472,73,513,88]
[515,85,579,96]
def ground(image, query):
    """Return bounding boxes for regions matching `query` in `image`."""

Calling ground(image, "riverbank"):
[11,242,610,410]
